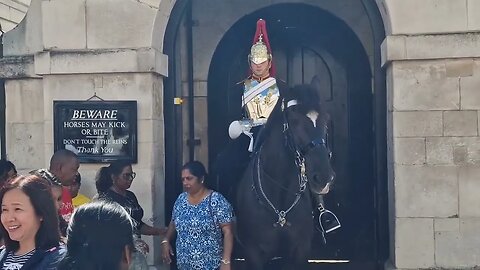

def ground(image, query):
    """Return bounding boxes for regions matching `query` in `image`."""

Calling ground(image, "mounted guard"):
[215,19,340,238]
[228,18,284,151]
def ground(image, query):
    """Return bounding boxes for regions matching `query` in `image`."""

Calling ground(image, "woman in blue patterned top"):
[161,161,233,270]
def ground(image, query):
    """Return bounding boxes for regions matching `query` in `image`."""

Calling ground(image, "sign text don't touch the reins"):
[54,101,137,163]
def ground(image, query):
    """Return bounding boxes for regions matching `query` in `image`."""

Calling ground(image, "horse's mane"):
[286,84,322,113]
[262,84,326,142]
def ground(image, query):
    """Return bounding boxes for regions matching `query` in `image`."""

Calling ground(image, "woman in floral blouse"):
[161,161,234,270]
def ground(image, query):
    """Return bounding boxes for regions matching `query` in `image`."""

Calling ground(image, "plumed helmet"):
[248,19,273,68]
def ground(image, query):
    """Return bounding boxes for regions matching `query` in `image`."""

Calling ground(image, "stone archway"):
[161,0,388,268]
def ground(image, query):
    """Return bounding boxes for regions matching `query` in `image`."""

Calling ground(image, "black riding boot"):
[312,194,341,236]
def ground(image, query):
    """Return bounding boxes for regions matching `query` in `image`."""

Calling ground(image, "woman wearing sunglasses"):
[95,160,166,258]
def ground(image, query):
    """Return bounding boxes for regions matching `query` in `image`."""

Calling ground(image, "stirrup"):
[315,205,341,234]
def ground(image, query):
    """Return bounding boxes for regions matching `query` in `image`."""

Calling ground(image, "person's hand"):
[161,241,174,264]
[134,239,149,255]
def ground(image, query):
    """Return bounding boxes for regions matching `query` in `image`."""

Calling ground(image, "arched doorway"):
[164,1,387,269]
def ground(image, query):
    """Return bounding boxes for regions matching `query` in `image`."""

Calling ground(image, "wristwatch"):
[220,259,231,265]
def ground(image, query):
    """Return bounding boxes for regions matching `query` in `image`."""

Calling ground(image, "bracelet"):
[160,240,169,245]
[220,259,230,265]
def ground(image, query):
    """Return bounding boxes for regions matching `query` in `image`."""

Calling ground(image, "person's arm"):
[139,223,166,236]
[220,223,233,269]
[161,220,176,264]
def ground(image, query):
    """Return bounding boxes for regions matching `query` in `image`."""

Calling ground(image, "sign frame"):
[53,100,138,163]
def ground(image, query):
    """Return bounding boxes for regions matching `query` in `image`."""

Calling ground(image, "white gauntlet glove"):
[228,120,253,139]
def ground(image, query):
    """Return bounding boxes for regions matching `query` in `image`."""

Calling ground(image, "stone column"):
[0,0,170,268]
[383,32,480,269]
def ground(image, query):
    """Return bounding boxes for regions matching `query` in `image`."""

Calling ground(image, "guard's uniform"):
[214,19,280,201]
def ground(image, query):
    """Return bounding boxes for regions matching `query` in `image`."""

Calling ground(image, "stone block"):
[42,75,96,119]
[9,6,26,23]
[152,76,164,121]
[137,119,153,143]
[459,167,480,217]
[435,218,480,268]
[86,0,156,49]
[6,123,45,171]
[35,49,167,76]
[381,35,406,67]
[395,218,434,269]
[443,111,478,136]
[194,81,208,97]
[392,61,460,111]
[434,218,459,232]
[460,71,480,109]
[427,137,480,165]
[0,55,38,79]
[34,51,50,75]
[387,0,467,35]
[0,4,12,20]
[5,79,44,123]
[0,0,29,12]
[445,59,474,77]
[393,111,442,137]
[138,0,160,8]
[468,0,480,31]
[44,121,53,144]
[395,165,458,218]
[393,137,425,165]
[0,19,16,32]
[42,0,86,49]
[405,33,480,60]
[153,120,165,152]
[426,137,455,165]
[43,73,156,120]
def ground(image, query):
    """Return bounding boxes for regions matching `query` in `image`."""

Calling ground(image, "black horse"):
[235,84,335,270]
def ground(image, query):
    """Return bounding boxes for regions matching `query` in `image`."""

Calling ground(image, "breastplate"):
[243,78,280,122]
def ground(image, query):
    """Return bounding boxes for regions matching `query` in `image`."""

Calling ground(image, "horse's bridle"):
[253,98,329,227]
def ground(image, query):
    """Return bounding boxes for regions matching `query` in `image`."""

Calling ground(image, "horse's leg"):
[282,242,311,270]
[243,246,268,270]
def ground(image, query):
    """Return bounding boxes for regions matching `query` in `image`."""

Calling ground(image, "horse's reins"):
[252,98,328,227]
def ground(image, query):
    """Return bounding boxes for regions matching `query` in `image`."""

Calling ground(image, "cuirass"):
[243,78,280,121]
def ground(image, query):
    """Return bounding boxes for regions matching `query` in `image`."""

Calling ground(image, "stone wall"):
[1,0,480,269]
[383,0,480,268]
[0,0,172,267]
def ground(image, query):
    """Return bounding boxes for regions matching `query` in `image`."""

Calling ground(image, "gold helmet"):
[248,19,273,65]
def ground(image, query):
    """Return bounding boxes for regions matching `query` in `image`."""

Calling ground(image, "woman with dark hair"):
[30,169,68,237]
[0,175,64,269]
[0,160,17,188]
[95,160,165,254]
[161,161,234,270]
[57,201,134,270]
